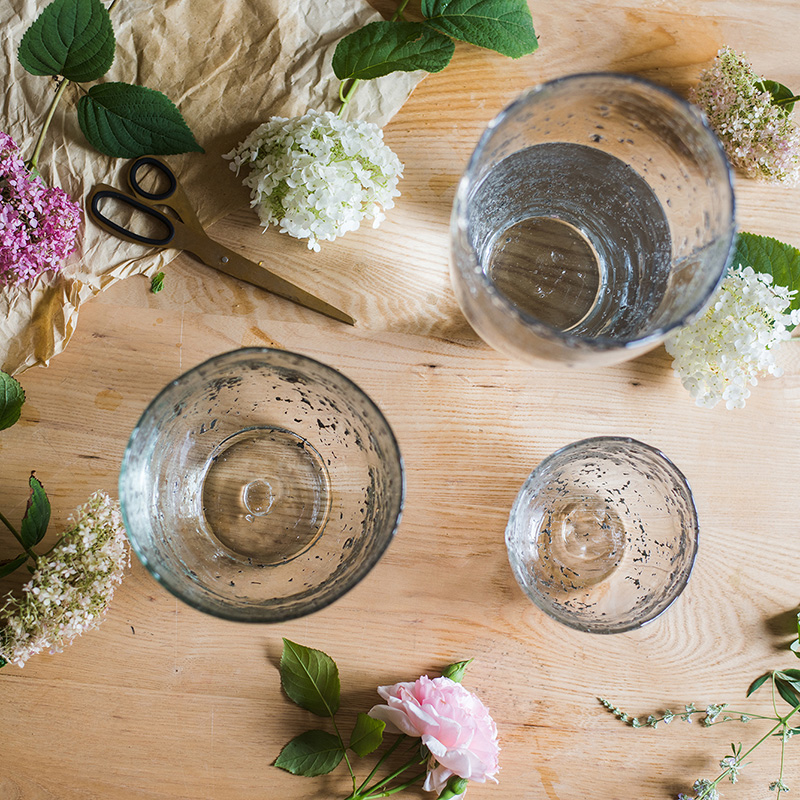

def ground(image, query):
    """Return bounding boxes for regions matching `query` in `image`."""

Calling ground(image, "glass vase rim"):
[452,71,737,355]
[118,346,406,624]
[506,434,700,634]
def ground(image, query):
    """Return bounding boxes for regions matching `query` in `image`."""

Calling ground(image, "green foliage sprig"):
[333,0,538,115]
[17,0,202,170]
[600,669,800,799]
[276,639,473,799]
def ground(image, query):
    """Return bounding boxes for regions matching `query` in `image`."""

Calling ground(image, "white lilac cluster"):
[690,47,800,184]
[0,492,130,668]
[665,266,800,409]
[225,110,403,252]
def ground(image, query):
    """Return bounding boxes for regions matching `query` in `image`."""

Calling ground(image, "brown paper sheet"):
[0,0,422,375]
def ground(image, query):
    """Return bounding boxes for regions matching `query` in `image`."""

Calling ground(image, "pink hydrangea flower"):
[0,130,82,287]
[690,47,800,184]
[369,675,500,799]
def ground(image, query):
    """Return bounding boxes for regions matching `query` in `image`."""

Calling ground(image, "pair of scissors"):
[87,157,355,326]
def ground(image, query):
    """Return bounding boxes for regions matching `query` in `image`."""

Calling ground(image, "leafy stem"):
[26,77,70,171]
[355,734,407,795]
[358,770,426,799]
[354,747,426,798]
[330,713,358,792]
[337,0,412,117]
[0,510,38,563]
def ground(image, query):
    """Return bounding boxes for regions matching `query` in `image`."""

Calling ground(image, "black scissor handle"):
[127,156,178,202]
[90,188,176,247]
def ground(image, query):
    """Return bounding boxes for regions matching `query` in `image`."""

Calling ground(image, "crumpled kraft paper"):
[1,0,423,375]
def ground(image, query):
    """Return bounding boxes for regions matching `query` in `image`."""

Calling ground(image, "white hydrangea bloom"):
[225,110,403,252]
[0,491,130,668]
[665,266,800,409]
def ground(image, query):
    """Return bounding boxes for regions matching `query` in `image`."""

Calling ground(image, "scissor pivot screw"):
[221,256,229,263]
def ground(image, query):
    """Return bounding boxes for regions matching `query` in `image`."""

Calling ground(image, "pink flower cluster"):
[0,130,81,286]
[690,47,800,184]
[369,675,500,800]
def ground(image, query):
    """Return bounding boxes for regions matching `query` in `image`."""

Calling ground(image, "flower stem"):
[355,734,407,795]
[777,727,787,800]
[336,0,412,117]
[359,749,425,797]
[26,77,70,172]
[360,770,426,798]
[0,511,37,563]
[329,714,358,792]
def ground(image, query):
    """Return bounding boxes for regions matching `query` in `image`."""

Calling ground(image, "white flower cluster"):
[690,47,800,184]
[0,491,130,668]
[665,266,800,409]
[225,110,403,252]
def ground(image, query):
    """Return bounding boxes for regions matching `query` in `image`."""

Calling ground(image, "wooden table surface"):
[3,1,800,798]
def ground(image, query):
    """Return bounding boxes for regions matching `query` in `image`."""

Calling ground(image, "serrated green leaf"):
[280,639,340,717]
[274,730,344,776]
[421,0,538,59]
[758,79,798,113]
[349,713,385,757]
[441,658,474,683]
[77,83,204,158]
[332,21,454,81]
[0,554,29,579]
[732,232,800,328]
[18,0,115,82]
[746,671,771,697]
[20,474,50,549]
[0,370,25,431]
[774,676,800,708]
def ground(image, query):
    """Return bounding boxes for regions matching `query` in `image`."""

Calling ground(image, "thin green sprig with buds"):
[600,669,800,800]
[332,0,539,116]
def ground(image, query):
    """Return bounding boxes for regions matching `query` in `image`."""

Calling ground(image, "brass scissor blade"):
[184,233,355,325]
[246,267,357,326]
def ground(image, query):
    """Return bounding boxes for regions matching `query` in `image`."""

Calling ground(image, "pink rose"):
[368,675,500,798]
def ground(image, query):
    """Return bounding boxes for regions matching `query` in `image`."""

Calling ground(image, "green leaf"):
[791,639,800,658]
[774,676,800,708]
[732,232,800,327]
[0,370,25,431]
[348,713,385,757]
[280,639,340,717]
[332,21,455,81]
[77,82,204,158]
[0,656,6,668]
[150,272,165,294]
[778,669,800,690]
[274,730,344,776]
[18,0,115,82]
[746,672,771,697]
[758,79,798,113]
[0,554,29,579]
[421,0,538,59]
[20,474,50,549]
[441,658,474,683]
